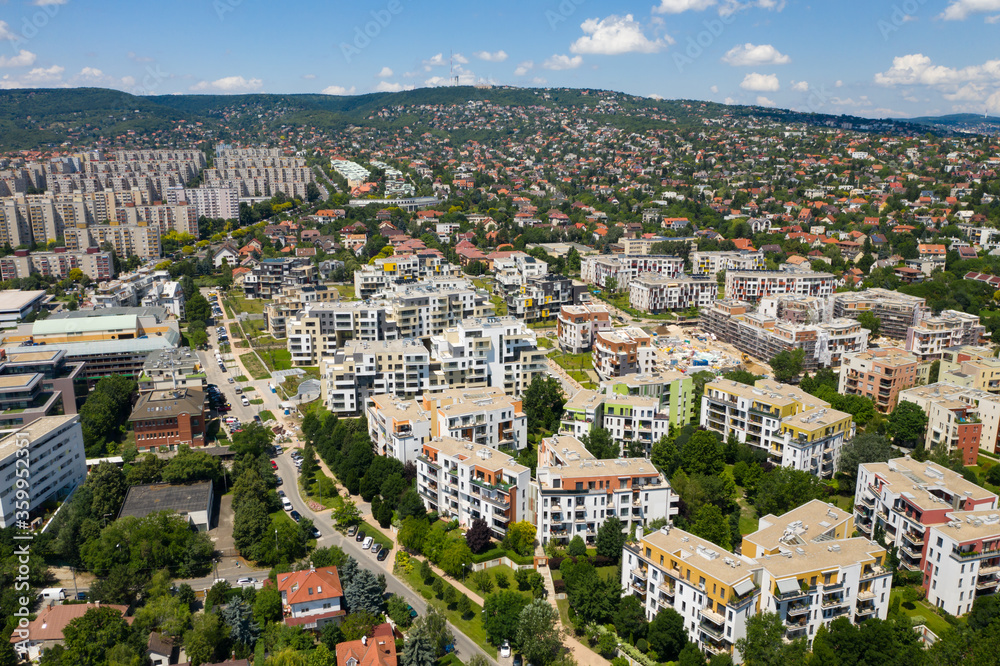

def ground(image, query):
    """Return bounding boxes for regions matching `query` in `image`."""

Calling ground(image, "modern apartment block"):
[140,280,185,319]
[353,251,460,299]
[322,339,432,414]
[724,271,836,303]
[560,389,606,439]
[582,254,685,291]
[557,304,612,353]
[0,247,114,282]
[593,327,656,379]
[854,457,998,577]
[416,437,532,540]
[831,289,929,340]
[700,300,869,372]
[504,274,587,323]
[691,250,765,277]
[701,378,853,478]
[243,258,317,299]
[0,415,86,528]
[622,501,891,661]
[628,275,718,313]
[366,394,433,464]
[64,224,162,259]
[386,282,495,340]
[905,310,989,361]
[164,185,239,220]
[287,302,391,366]
[938,345,1000,394]
[898,382,1000,464]
[534,435,675,546]
[0,348,84,429]
[837,348,921,413]
[493,253,549,291]
[423,387,527,452]
[923,510,1000,616]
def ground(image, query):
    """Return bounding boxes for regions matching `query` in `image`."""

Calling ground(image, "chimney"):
[362,636,368,646]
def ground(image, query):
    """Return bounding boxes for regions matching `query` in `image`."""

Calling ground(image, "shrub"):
[495,572,510,589]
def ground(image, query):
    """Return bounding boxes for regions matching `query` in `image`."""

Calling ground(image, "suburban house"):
[277,566,345,629]
[11,603,131,661]
[336,623,398,666]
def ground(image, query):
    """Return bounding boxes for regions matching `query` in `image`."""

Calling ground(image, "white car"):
[282,497,293,511]
[500,642,511,659]
[362,536,373,550]
[236,577,256,588]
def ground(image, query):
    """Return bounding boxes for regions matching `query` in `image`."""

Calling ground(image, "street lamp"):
[275,528,279,554]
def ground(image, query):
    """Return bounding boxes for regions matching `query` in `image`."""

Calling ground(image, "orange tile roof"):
[336,623,397,666]
[276,567,343,605]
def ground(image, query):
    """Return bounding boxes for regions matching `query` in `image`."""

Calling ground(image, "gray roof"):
[118,481,213,521]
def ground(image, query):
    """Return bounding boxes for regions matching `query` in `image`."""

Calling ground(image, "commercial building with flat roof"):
[0,290,48,326]
[118,480,214,531]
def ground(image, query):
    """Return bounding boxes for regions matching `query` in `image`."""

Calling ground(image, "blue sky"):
[1,0,999,118]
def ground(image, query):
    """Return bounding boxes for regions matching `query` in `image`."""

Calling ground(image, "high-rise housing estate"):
[557,304,612,353]
[629,276,719,313]
[724,271,836,303]
[905,311,989,361]
[581,255,685,291]
[691,250,765,276]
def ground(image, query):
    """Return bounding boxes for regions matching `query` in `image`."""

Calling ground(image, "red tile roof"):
[277,567,343,606]
[336,623,397,666]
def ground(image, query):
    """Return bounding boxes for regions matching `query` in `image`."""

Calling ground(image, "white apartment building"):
[560,389,605,439]
[701,378,854,478]
[0,247,114,282]
[691,250,765,277]
[366,394,433,465]
[593,327,656,379]
[353,252,460,299]
[321,339,432,414]
[629,275,718,313]
[897,382,1000,464]
[924,510,1000,616]
[416,437,532,540]
[905,310,989,361]
[423,387,527,452]
[64,224,162,259]
[493,253,549,291]
[557,304,612,353]
[724,271,836,303]
[0,415,86,528]
[140,280,185,319]
[165,185,239,220]
[534,435,675,546]
[287,302,390,366]
[582,255,684,291]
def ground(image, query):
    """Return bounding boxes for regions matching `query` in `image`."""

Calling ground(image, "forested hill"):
[0,85,954,151]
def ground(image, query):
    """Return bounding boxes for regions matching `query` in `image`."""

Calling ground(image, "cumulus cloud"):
[874,53,1000,92]
[454,53,469,64]
[791,80,809,91]
[77,67,104,79]
[542,54,583,70]
[569,14,669,55]
[756,96,776,106]
[374,80,413,92]
[719,0,786,15]
[376,66,394,77]
[423,53,448,68]
[532,76,547,85]
[322,85,356,95]
[654,0,715,13]
[722,43,790,66]
[710,85,719,93]
[23,65,64,84]
[514,61,534,76]
[0,50,36,68]
[941,0,1000,19]
[0,21,18,41]
[474,50,508,62]
[739,72,779,91]
[190,75,263,92]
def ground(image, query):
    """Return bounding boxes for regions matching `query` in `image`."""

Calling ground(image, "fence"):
[470,556,537,573]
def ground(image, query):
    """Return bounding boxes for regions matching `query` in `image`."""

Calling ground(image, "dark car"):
[355,530,366,542]
[406,604,417,618]
[289,510,301,522]
[311,526,321,539]
[377,547,391,562]
[75,592,87,601]
[275,476,283,486]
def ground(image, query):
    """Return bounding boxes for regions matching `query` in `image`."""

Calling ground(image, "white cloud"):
[514,61,534,76]
[710,85,719,93]
[719,0,786,15]
[322,85,356,95]
[756,96,776,106]
[830,96,872,107]
[835,79,843,87]
[944,83,987,101]
[121,75,135,87]
[875,53,1000,89]
[0,21,18,41]
[302,74,316,80]
[739,72,779,91]
[791,80,808,91]
[376,66,394,77]
[474,50,508,62]
[941,0,1000,20]
[987,13,1000,21]
[721,43,790,66]
[532,76,547,85]
[569,14,669,55]
[423,53,448,68]
[190,75,263,92]
[542,54,583,70]
[23,65,64,84]
[723,96,737,104]
[374,80,414,92]
[654,0,715,13]
[453,53,469,64]
[0,50,36,68]
[77,67,103,79]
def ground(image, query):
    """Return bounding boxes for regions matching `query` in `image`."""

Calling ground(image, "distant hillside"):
[0,85,958,151]
[910,113,1000,135]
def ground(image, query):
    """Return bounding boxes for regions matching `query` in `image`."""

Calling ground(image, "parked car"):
[277,490,285,498]
[311,526,321,539]
[237,577,256,588]
[378,548,391,562]
[355,530,366,542]
[275,476,283,486]
[270,460,278,469]
[347,525,358,537]
[281,497,293,511]
[228,377,234,384]
[235,387,242,394]
[371,543,382,555]
[501,642,511,659]
[290,510,301,522]
[407,604,417,618]
[362,536,373,550]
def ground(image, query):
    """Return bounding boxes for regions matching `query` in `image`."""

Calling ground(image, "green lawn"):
[229,295,268,315]
[890,587,951,637]
[551,351,592,372]
[478,565,534,601]
[537,337,555,349]
[359,521,393,551]
[239,352,272,380]
[398,562,491,653]
[259,410,275,421]
[249,399,264,405]
[334,284,357,300]
[260,348,293,372]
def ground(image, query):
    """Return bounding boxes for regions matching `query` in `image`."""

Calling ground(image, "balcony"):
[902,531,925,547]
[786,603,810,617]
[860,565,888,580]
[856,603,877,618]
[977,578,999,590]
[632,568,648,581]
[858,494,875,508]
[699,623,725,640]
[856,589,876,601]
[659,583,675,600]
[822,595,848,609]
[701,607,726,626]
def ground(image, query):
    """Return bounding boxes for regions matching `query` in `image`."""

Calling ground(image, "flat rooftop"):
[756,537,884,579]
[0,373,41,390]
[369,394,431,423]
[118,481,213,520]
[424,436,528,474]
[933,509,1000,542]
[0,289,46,312]
[642,527,757,586]
[5,349,62,363]
[865,456,997,511]
[745,499,852,551]
[0,414,78,460]
[780,406,853,431]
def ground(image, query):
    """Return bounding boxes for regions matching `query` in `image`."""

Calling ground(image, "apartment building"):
[386,283,495,340]
[939,346,1000,393]
[0,415,86,528]
[493,253,549,291]
[560,389,605,439]
[140,280,185,319]
[91,268,176,309]
[557,304,612,353]
[837,348,921,413]
[0,349,83,428]
[700,300,868,372]
[64,224,162,259]
[629,275,718,313]
[423,387,527,453]
[0,247,113,282]
[924,510,1000,616]
[263,284,353,339]
[724,271,836,303]
[321,339,432,415]
[619,237,696,256]
[504,274,587,323]
[831,289,929,340]
[701,378,853,478]
[353,252,459,299]
[243,258,317,299]
[581,255,685,291]
[416,437,532,540]
[905,310,989,361]
[898,382,999,464]
[622,501,891,661]
[114,202,198,237]
[287,302,392,366]
[164,185,239,220]
[366,393,433,464]
[854,457,998,577]
[691,250,765,276]
[534,435,675,546]
[593,327,656,379]
[139,347,205,393]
